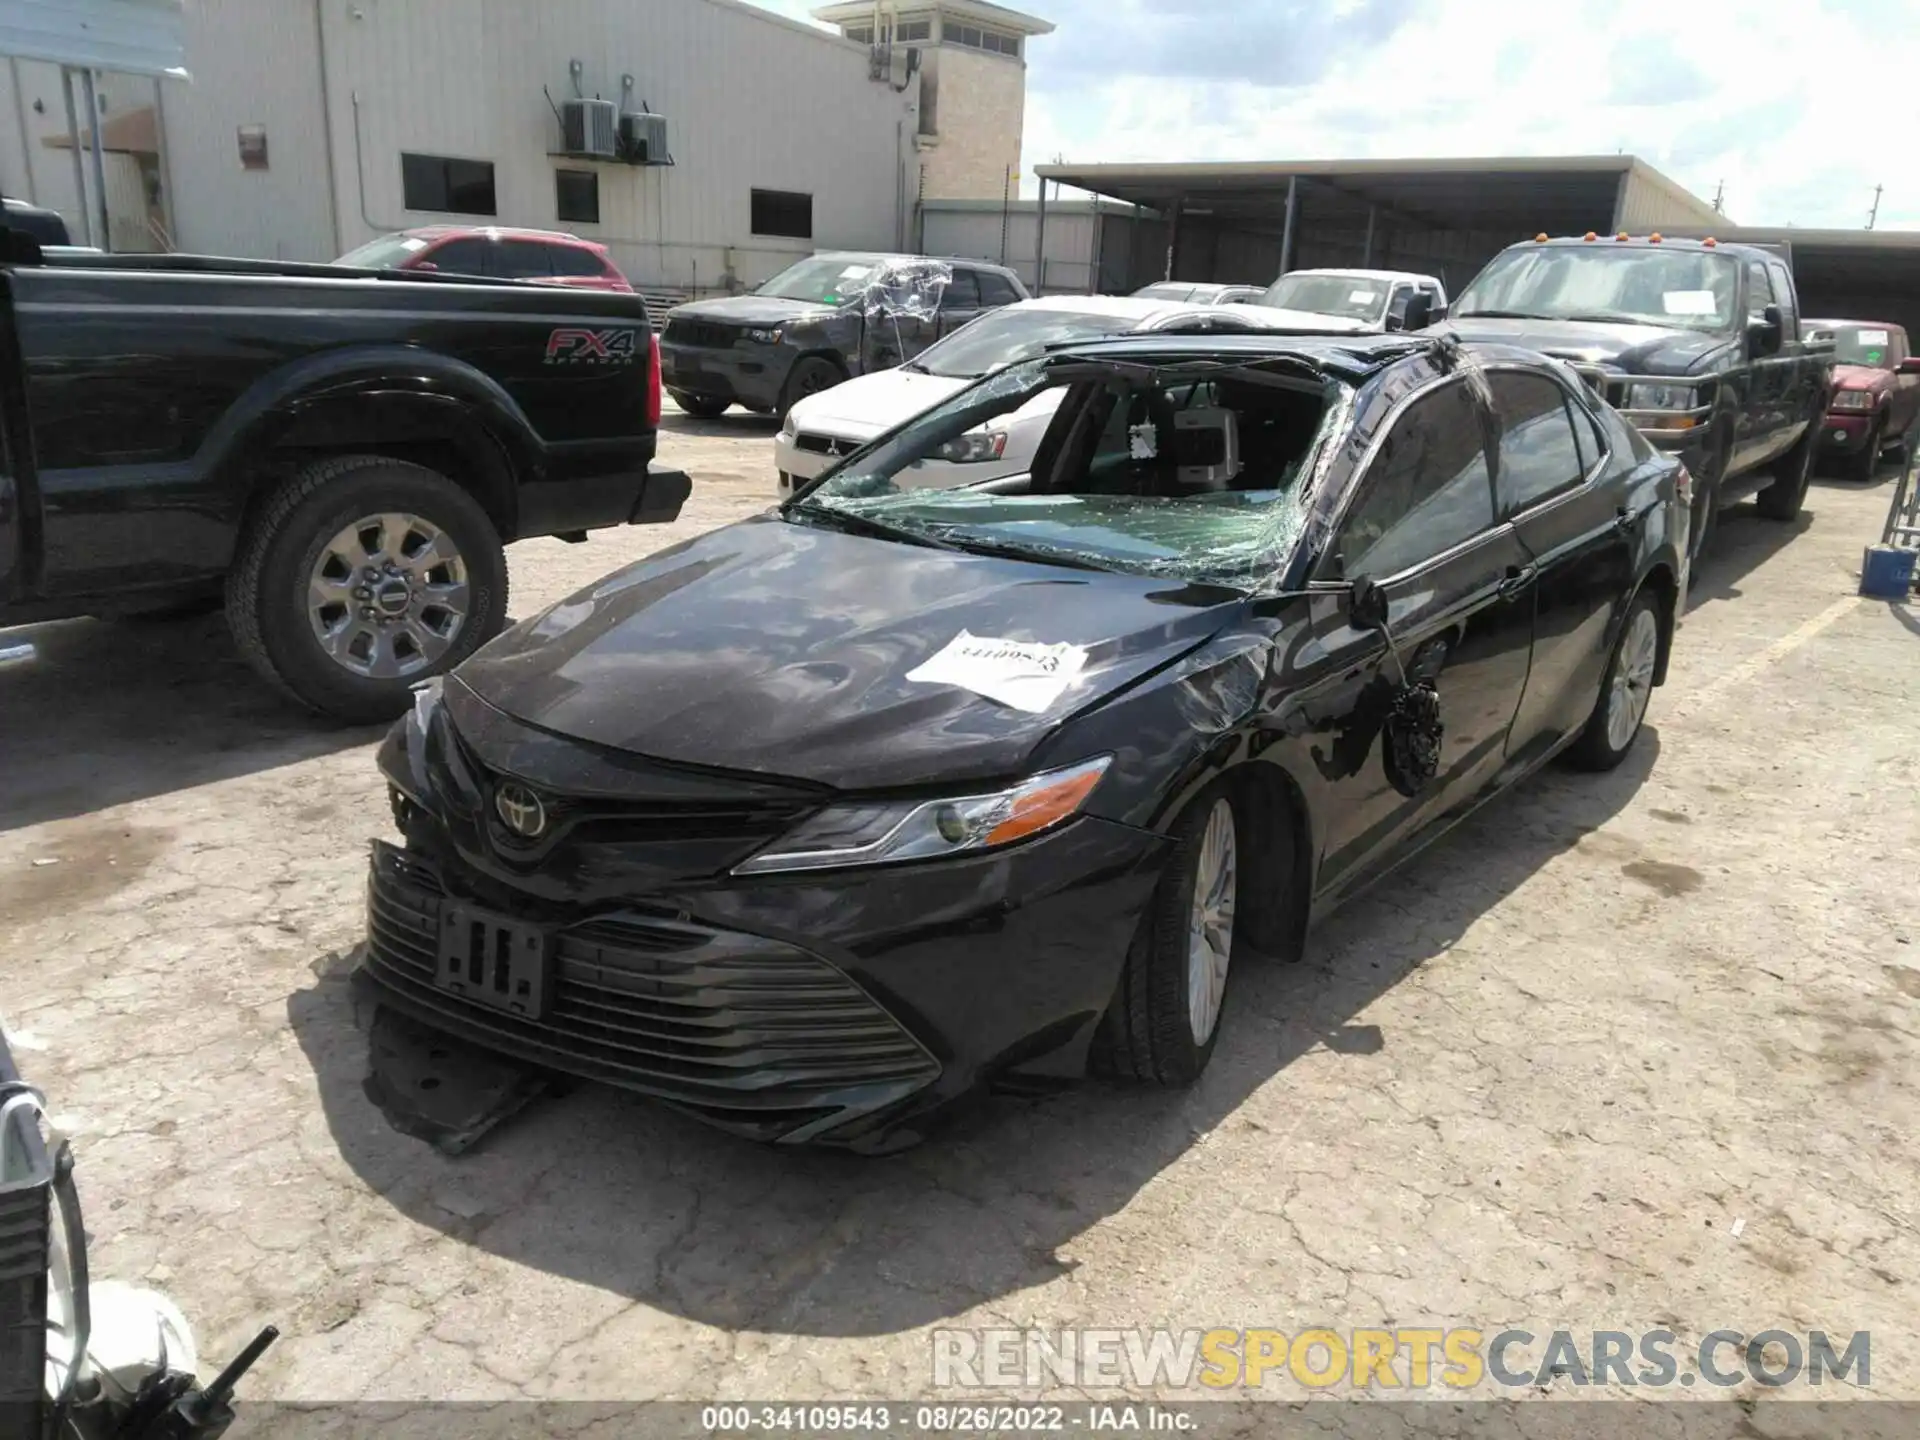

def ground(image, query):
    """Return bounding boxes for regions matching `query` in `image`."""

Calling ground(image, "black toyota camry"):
[359,332,1691,1151]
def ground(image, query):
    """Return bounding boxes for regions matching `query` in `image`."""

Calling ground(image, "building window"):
[845,24,872,42]
[401,153,497,216]
[555,169,599,225]
[897,19,931,41]
[947,24,1020,56]
[237,124,268,170]
[751,188,812,240]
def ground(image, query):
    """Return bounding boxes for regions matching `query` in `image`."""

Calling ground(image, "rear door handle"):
[1498,563,1537,600]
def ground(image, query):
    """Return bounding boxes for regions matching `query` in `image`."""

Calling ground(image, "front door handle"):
[1498,563,1537,600]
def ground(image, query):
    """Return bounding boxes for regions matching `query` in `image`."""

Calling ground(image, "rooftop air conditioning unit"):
[561,97,619,159]
[620,111,670,166]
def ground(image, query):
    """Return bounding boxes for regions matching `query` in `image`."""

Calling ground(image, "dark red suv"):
[335,226,632,291]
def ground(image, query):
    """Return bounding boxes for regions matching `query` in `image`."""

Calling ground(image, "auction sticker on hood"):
[907,631,1090,713]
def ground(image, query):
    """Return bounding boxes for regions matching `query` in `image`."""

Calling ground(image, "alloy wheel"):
[1606,606,1661,752]
[307,512,470,679]
[1185,799,1238,1045]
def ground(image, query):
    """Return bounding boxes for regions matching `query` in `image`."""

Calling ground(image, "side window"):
[978,270,1022,307]
[1766,261,1797,336]
[423,238,491,276]
[1490,372,1586,515]
[1566,395,1608,475]
[944,269,982,309]
[495,241,556,279]
[1894,328,1911,365]
[1336,381,1496,578]
[1746,260,1774,318]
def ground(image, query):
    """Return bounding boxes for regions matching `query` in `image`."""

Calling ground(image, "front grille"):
[363,844,939,1119]
[794,432,847,456]
[665,318,739,349]
[443,724,814,865]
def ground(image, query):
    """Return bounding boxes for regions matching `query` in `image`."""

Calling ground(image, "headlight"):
[934,430,1010,464]
[733,757,1110,875]
[747,327,783,345]
[1832,390,1876,412]
[1624,382,1698,411]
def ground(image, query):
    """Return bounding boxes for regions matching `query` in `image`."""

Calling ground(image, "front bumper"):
[356,810,1168,1149]
[659,341,790,410]
[1820,411,1878,452]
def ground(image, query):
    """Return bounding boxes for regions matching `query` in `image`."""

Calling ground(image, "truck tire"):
[779,357,844,422]
[668,389,730,420]
[226,454,509,724]
[1755,421,1817,521]
[1844,416,1884,483]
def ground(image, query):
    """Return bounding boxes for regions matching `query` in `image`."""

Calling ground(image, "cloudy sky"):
[749,0,1919,229]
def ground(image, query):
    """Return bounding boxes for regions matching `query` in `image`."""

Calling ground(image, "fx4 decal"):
[545,327,640,365]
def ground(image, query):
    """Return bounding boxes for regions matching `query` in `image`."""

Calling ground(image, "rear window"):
[550,244,613,279]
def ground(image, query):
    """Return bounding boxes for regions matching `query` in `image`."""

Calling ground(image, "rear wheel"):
[668,390,730,420]
[1096,791,1240,1086]
[1844,416,1884,483]
[779,357,844,422]
[1566,590,1661,772]
[1755,420,1816,521]
[226,454,508,724]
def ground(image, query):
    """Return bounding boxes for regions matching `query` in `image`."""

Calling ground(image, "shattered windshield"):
[756,255,881,304]
[914,308,1151,379]
[1259,274,1389,323]
[787,356,1343,591]
[1456,247,1739,332]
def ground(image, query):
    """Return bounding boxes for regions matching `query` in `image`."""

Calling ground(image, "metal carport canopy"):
[0,0,187,79]
[1034,155,1680,235]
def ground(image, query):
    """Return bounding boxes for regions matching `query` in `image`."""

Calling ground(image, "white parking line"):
[1667,595,1862,720]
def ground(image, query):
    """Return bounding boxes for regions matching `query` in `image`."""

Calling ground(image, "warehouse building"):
[0,0,1050,297]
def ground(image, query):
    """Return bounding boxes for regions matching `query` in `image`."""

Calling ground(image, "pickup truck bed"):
[0,239,688,720]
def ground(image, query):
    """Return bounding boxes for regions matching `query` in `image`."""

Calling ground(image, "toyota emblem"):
[494,783,549,839]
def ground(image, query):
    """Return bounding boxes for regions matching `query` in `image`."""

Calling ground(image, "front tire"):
[1566,589,1662,772]
[226,455,508,724]
[779,357,844,422]
[1755,421,1816,521]
[1096,791,1240,1086]
[668,390,731,420]
[1844,417,1884,483]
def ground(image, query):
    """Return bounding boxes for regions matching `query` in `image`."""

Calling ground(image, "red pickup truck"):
[1805,319,1920,480]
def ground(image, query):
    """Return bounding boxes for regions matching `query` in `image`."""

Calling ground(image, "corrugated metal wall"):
[920,200,1111,294]
[1614,164,1724,233]
[161,0,336,260]
[315,0,914,290]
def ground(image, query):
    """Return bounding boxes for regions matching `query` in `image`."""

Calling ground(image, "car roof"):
[810,250,1020,275]
[1520,235,1769,261]
[1285,267,1438,285]
[1042,330,1539,384]
[1806,317,1900,332]
[405,224,601,248]
[1011,294,1231,322]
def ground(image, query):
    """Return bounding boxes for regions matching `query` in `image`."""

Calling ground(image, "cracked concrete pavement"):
[2,404,1917,1411]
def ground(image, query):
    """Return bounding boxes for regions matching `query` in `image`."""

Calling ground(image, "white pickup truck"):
[1242,267,1449,333]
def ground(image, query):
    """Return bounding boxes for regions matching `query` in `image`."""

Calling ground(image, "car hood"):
[667,294,845,326]
[788,367,970,438]
[1443,316,1731,375]
[1832,361,1892,392]
[455,515,1247,790]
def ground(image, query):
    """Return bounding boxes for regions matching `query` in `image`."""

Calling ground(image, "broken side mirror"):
[1349,575,1389,631]
[1747,303,1783,357]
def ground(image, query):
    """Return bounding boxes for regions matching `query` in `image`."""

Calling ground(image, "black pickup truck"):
[1444,235,1833,565]
[0,231,688,721]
